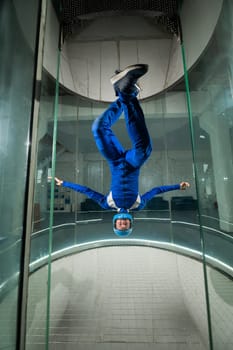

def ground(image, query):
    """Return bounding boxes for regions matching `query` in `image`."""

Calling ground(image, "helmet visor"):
[113,213,133,237]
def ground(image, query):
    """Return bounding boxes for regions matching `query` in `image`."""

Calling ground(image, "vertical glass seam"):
[180,41,214,350]
[45,29,62,350]
[17,0,47,349]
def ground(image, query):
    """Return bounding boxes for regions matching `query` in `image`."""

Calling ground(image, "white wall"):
[14,0,223,102]
[36,0,222,101]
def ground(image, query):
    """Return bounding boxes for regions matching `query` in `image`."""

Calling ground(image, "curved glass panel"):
[2,1,233,350]
[0,0,40,348]
[25,1,62,348]
[182,1,233,349]
[25,1,233,350]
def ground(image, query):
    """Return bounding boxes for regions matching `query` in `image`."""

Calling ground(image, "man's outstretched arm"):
[140,182,190,207]
[51,177,109,209]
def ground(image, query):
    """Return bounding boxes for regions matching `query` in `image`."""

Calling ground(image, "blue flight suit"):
[62,92,180,212]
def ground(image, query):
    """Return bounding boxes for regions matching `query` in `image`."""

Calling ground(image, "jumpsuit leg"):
[119,93,152,168]
[92,98,125,161]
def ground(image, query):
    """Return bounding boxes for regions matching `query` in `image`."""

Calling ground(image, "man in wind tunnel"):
[54,64,190,237]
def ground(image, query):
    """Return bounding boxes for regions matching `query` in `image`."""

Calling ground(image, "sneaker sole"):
[110,64,148,85]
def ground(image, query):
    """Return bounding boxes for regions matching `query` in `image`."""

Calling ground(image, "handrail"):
[1,219,233,300]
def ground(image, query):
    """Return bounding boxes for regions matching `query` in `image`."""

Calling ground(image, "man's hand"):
[48,176,63,186]
[180,181,190,190]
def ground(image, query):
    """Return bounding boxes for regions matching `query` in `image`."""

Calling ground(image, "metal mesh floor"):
[26,246,208,349]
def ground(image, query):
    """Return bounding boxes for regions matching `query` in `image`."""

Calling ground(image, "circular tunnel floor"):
[26,246,208,350]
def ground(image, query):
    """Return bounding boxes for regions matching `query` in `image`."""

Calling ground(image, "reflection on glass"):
[184,0,233,348]
[26,1,233,350]
[26,69,58,347]
[0,0,39,348]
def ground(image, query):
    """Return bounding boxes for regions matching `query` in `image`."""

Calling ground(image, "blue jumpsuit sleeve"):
[139,184,181,209]
[62,181,109,209]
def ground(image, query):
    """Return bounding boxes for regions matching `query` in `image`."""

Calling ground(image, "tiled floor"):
[26,246,208,350]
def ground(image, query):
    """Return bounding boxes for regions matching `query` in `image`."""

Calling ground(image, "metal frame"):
[17,0,48,349]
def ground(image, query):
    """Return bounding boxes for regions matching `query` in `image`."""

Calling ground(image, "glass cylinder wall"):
[183,1,233,349]
[1,1,233,350]
[0,0,40,349]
